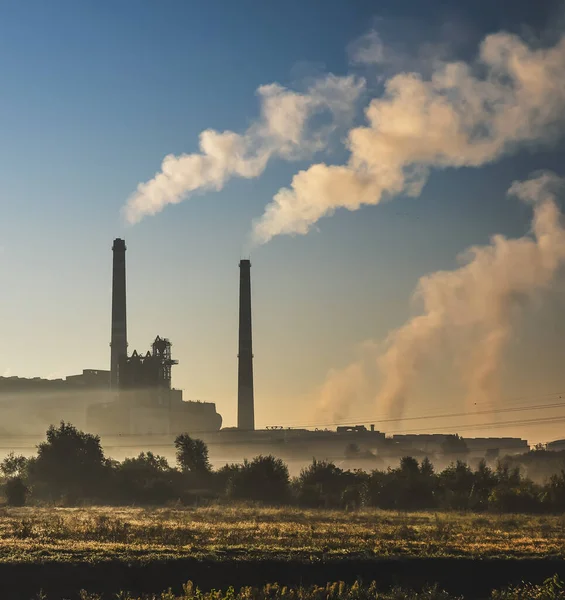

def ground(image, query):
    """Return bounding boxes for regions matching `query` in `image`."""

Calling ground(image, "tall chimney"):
[110,238,127,388]
[237,259,255,430]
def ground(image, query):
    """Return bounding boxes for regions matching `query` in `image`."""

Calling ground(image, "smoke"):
[310,341,380,423]
[317,172,565,422]
[253,32,565,243]
[124,75,365,224]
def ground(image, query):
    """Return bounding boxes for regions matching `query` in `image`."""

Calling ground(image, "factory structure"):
[0,237,538,461]
[0,238,221,436]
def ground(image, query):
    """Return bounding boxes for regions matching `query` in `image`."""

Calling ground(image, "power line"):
[267,390,565,428]
[267,397,565,430]
[390,413,565,435]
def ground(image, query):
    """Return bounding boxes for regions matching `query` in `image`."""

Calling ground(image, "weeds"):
[0,506,564,563]
[30,578,565,600]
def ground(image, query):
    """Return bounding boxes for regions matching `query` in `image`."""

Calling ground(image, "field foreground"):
[2,505,565,562]
[2,506,565,598]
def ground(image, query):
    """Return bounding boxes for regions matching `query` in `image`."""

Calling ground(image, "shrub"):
[297,460,344,508]
[488,484,543,514]
[116,452,179,504]
[4,476,29,506]
[227,455,290,504]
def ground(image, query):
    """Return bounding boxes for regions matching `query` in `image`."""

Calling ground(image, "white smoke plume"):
[310,341,380,423]
[253,32,565,243]
[124,75,365,224]
[316,172,565,422]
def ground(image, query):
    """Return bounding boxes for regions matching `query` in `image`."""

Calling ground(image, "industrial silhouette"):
[110,238,127,389]
[0,239,222,436]
[87,239,222,435]
[237,259,255,430]
[0,238,535,463]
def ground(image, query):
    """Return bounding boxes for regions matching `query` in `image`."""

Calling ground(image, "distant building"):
[391,433,528,455]
[0,370,112,434]
[547,439,565,452]
[86,336,222,435]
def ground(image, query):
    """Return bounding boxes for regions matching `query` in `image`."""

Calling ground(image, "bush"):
[115,452,179,504]
[488,484,543,514]
[296,460,345,508]
[227,455,290,504]
[4,476,29,506]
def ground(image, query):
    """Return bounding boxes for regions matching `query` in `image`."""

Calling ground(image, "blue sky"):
[1,0,565,440]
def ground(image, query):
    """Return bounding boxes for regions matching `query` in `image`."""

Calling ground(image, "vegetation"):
[0,505,565,564]
[2,425,565,597]
[26,576,565,600]
[4,422,565,513]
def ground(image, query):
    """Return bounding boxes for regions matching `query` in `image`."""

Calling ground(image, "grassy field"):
[1,505,565,564]
[20,578,565,600]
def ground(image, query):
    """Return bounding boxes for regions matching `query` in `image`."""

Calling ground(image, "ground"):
[1,506,565,598]
[2,505,565,563]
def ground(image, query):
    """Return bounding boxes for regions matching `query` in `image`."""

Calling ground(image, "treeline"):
[3,422,565,513]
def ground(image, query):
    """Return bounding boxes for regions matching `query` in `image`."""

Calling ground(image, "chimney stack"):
[237,259,255,430]
[110,239,127,388]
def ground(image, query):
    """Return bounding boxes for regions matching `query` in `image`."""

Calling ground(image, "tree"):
[0,453,28,478]
[439,460,474,509]
[297,460,345,508]
[420,457,435,477]
[399,456,420,477]
[174,434,211,475]
[391,456,436,510]
[227,455,290,504]
[27,422,109,502]
[470,459,497,510]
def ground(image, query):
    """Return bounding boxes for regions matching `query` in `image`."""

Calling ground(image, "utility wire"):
[266,390,565,428]
[266,398,565,430]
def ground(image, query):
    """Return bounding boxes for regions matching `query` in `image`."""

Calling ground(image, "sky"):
[2,0,565,442]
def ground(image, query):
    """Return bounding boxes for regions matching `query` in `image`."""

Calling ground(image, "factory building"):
[0,371,111,434]
[392,434,528,455]
[85,239,222,435]
[87,334,222,435]
[0,238,222,437]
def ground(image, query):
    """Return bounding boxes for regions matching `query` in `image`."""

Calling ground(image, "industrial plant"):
[0,238,222,437]
[0,238,535,463]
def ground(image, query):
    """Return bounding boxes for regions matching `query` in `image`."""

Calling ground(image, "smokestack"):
[110,239,127,389]
[238,259,255,430]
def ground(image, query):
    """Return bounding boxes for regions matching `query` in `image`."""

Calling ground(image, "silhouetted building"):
[87,336,222,435]
[392,434,528,455]
[237,259,254,430]
[546,439,565,451]
[110,238,127,389]
[0,370,112,434]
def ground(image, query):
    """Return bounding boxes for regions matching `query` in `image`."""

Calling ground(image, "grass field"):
[21,578,565,600]
[1,505,565,564]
